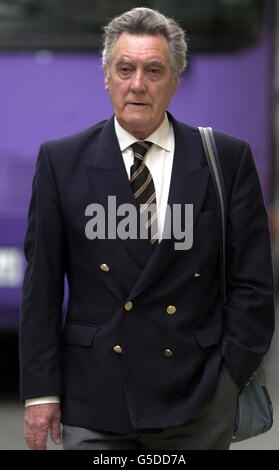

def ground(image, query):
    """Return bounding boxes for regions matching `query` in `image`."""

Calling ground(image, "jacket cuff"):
[221,338,264,389]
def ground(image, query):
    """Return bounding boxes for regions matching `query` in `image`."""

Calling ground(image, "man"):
[20,7,274,450]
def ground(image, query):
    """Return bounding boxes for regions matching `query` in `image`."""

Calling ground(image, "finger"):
[50,416,62,445]
[25,430,37,450]
[35,428,49,450]
[25,419,39,450]
[25,425,48,450]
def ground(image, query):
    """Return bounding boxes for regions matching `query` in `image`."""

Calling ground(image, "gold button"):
[100,263,109,272]
[193,273,201,278]
[124,301,133,311]
[164,349,173,358]
[166,305,176,315]
[113,345,122,354]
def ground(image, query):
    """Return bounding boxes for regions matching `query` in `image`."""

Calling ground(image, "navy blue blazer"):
[20,113,274,432]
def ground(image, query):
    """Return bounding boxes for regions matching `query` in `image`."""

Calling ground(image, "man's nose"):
[130,69,146,93]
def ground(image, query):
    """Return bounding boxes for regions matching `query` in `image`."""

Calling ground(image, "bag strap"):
[198,127,227,305]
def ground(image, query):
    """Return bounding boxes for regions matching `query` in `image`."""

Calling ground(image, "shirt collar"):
[114,113,172,152]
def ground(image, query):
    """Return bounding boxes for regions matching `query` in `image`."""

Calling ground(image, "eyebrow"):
[116,58,165,68]
[115,58,133,66]
[146,60,165,68]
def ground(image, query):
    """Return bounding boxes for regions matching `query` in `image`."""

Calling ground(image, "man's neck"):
[116,118,165,141]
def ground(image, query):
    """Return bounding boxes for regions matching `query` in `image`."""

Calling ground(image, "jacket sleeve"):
[221,142,275,388]
[19,143,65,401]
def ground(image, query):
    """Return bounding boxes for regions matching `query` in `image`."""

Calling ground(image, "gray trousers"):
[62,363,239,450]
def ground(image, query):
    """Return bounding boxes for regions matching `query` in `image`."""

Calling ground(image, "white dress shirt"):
[25,113,175,407]
[115,113,174,241]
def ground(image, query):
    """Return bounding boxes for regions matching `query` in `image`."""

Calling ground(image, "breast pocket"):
[195,208,220,244]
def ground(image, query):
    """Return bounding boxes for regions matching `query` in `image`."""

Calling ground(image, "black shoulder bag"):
[198,126,273,442]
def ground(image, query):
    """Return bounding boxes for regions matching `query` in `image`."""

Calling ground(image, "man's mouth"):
[128,102,147,106]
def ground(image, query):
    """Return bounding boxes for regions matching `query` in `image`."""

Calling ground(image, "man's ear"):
[104,66,109,91]
[172,74,179,95]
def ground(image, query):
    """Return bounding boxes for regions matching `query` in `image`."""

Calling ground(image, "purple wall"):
[1,29,273,201]
[0,28,274,328]
[170,33,274,202]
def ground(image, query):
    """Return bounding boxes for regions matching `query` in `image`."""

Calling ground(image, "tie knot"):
[131,141,152,161]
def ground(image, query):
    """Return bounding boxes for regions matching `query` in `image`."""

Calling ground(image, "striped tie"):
[130,141,158,246]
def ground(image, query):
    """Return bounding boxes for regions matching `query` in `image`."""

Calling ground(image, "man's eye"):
[148,68,162,77]
[120,67,132,74]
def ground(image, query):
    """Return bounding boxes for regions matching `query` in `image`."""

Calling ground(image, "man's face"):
[104,32,179,140]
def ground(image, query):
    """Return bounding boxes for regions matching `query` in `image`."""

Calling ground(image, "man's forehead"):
[112,32,171,62]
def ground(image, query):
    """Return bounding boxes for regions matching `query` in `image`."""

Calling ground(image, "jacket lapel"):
[86,116,154,269]
[127,114,210,300]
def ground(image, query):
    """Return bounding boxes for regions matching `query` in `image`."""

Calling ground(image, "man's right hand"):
[24,403,62,450]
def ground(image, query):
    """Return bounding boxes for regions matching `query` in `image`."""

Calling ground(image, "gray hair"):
[102,7,187,76]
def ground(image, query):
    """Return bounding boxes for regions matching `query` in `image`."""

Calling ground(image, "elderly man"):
[20,7,274,450]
